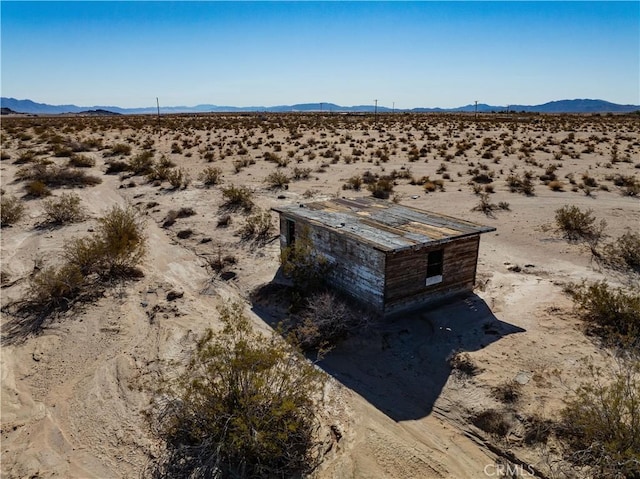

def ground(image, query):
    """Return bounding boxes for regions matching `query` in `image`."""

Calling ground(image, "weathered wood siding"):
[384,235,480,315]
[279,216,386,310]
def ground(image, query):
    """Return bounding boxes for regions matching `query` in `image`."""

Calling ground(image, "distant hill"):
[2,97,638,115]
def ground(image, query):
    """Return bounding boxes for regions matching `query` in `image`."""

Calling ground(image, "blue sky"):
[1,1,638,108]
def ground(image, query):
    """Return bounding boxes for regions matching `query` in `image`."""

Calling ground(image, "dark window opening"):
[286,219,296,245]
[426,249,444,285]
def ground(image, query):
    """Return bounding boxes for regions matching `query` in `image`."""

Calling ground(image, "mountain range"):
[2,97,638,115]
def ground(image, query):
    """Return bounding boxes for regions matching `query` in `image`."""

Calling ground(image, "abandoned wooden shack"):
[272,197,496,316]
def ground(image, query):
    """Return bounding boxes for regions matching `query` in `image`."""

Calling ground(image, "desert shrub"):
[471,409,511,437]
[471,193,499,217]
[367,177,394,199]
[65,204,146,278]
[555,205,606,247]
[105,160,130,174]
[166,167,190,189]
[343,175,362,191]
[28,264,85,309]
[603,230,640,273]
[14,150,38,165]
[176,229,193,239]
[106,143,132,156]
[128,151,155,175]
[291,166,312,180]
[491,380,522,404]
[547,180,565,191]
[148,301,325,478]
[67,154,95,168]
[559,359,640,478]
[240,209,273,240]
[1,195,25,226]
[265,170,290,190]
[198,166,222,186]
[42,193,85,224]
[567,281,640,348]
[292,291,362,351]
[25,180,51,197]
[281,226,332,294]
[18,164,101,188]
[506,172,535,196]
[221,184,254,211]
[448,350,480,377]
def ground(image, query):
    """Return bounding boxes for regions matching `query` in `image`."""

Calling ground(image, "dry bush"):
[471,409,511,437]
[148,301,325,479]
[547,180,565,191]
[240,209,273,240]
[17,163,102,188]
[67,154,95,168]
[105,160,129,174]
[28,264,85,309]
[198,166,222,186]
[506,172,535,196]
[25,180,51,198]
[292,291,366,352]
[166,167,190,189]
[491,380,522,404]
[472,193,500,217]
[343,175,362,191]
[65,204,146,278]
[42,193,85,224]
[105,143,132,156]
[221,184,254,211]
[448,351,480,377]
[1,195,25,226]
[291,166,312,180]
[367,177,394,199]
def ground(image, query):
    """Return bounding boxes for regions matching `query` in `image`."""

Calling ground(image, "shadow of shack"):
[272,197,496,317]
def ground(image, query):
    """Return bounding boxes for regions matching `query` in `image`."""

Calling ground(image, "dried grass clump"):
[42,193,85,224]
[1,195,25,226]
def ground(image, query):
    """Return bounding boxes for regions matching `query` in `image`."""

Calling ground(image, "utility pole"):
[392,101,395,114]
[374,99,378,124]
[320,102,323,113]
[474,100,478,119]
[156,97,160,120]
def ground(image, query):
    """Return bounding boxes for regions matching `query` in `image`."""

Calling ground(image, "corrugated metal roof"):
[272,197,496,252]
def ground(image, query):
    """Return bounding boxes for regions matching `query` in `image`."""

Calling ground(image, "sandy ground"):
[1,113,638,478]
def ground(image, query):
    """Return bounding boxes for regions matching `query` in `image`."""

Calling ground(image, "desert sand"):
[1,112,638,478]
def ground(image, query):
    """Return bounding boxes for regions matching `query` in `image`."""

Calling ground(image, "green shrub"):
[1,195,25,226]
[559,359,640,478]
[343,175,362,191]
[42,193,85,224]
[555,205,606,247]
[148,301,325,478]
[240,209,273,240]
[281,225,332,293]
[128,151,155,175]
[221,184,254,211]
[567,281,640,347]
[18,164,101,188]
[166,167,190,189]
[603,230,640,273]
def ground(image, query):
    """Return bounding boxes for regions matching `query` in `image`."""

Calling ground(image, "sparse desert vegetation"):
[1,112,638,479]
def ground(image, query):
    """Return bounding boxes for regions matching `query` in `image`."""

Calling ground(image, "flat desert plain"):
[1,113,639,478]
